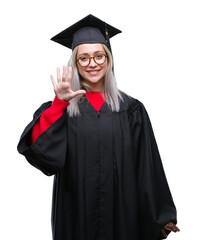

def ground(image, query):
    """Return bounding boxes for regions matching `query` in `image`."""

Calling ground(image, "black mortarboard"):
[50,14,121,52]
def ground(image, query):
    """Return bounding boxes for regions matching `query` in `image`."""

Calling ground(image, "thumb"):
[74,89,86,97]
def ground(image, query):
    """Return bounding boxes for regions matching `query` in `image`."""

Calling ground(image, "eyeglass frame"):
[76,53,108,67]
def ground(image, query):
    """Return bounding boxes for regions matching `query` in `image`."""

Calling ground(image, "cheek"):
[77,66,85,76]
[102,63,108,75]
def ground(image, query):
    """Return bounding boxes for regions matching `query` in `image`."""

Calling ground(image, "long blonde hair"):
[67,44,123,117]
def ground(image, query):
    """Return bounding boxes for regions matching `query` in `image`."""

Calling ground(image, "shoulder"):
[118,90,144,112]
[118,90,151,125]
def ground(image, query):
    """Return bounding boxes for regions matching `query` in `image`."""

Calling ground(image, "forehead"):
[77,43,105,55]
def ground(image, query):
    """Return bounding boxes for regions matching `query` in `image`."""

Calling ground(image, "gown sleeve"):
[17,98,69,176]
[129,100,177,240]
[31,97,70,143]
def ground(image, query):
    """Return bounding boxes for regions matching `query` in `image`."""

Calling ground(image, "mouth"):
[86,69,101,76]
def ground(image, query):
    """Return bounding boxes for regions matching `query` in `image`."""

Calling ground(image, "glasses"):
[76,53,108,67]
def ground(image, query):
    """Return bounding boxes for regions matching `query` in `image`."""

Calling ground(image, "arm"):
[31,96,70,144]
[17,65,86,176]
[32,65,86,144]
[130,100,179,239]
[17,101,68,176]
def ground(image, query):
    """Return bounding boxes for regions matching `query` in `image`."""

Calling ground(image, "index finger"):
[67,67,72,83]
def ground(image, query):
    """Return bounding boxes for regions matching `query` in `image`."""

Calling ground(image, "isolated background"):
[1,0,196,239]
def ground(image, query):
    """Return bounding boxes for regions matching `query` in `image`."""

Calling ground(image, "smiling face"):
[76,43,108,91]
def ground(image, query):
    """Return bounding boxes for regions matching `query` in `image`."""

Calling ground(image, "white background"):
[0,0,196,239]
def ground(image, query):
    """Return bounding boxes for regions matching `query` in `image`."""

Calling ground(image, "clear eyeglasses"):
[76,53,108,67]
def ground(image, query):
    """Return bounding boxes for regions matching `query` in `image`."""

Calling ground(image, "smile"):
[87,69,101,76]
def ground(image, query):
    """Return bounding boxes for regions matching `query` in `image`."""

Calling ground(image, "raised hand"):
[161,222,180,238]
[50,66,86,102]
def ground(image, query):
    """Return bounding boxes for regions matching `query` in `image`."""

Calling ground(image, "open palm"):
[50,65,86,102]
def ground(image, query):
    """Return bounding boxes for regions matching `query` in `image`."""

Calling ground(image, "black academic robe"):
[17,91,177,240]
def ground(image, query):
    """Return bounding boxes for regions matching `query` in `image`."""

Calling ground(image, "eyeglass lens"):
[78,54,106,67]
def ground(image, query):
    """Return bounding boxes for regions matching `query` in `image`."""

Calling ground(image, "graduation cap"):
[50,14,122,53]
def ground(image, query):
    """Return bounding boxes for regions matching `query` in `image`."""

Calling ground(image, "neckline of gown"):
[79,92,108,113]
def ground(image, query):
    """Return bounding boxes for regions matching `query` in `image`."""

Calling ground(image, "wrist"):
[51,96,70,110]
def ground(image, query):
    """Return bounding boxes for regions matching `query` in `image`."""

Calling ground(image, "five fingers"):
[50,65,85,101]
[50,66,72,86]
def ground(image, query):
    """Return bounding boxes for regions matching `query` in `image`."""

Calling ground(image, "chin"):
[88,76,105,85]
[86,76,101,83]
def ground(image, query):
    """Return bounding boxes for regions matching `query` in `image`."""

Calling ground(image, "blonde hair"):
[66,44,123,117]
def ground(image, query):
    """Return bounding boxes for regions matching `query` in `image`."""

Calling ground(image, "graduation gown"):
[17,91,177,240]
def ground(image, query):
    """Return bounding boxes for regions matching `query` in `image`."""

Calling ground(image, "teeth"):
[88,70,100,75]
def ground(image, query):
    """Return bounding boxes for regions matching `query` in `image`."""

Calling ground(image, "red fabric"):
[85,91,105,113]
[31,92,105,144]
[31,97,70,144]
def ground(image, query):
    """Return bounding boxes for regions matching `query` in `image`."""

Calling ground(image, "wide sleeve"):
[130,100,177,240]
[31,97,70,144]
[17,101,68,176]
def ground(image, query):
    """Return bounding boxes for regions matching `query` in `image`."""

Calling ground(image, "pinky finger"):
[50,75,56,88]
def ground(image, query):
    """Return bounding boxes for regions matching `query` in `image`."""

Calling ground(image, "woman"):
[17,14,180,240]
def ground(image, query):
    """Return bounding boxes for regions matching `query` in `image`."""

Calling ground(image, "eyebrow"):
[78,51,105,57]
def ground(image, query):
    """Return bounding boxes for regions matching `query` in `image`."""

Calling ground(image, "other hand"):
[161,222,180,238]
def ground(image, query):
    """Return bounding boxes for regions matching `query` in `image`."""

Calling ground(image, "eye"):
[95,54,104,59]
[79,56,88,62]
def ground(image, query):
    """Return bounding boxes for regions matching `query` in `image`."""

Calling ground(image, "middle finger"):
[62,65,66,82]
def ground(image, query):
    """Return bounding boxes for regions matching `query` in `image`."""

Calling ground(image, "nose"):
[89,57,97,67]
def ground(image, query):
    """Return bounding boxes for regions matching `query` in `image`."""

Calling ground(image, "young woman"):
[17,14,180,240]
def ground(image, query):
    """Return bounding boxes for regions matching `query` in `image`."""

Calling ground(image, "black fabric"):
[50,14,121,51]
[72,27,107,49]
[17,91,177,240]
[17,101,68,176]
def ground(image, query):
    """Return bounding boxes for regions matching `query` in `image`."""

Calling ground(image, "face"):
[76,43,108,91]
